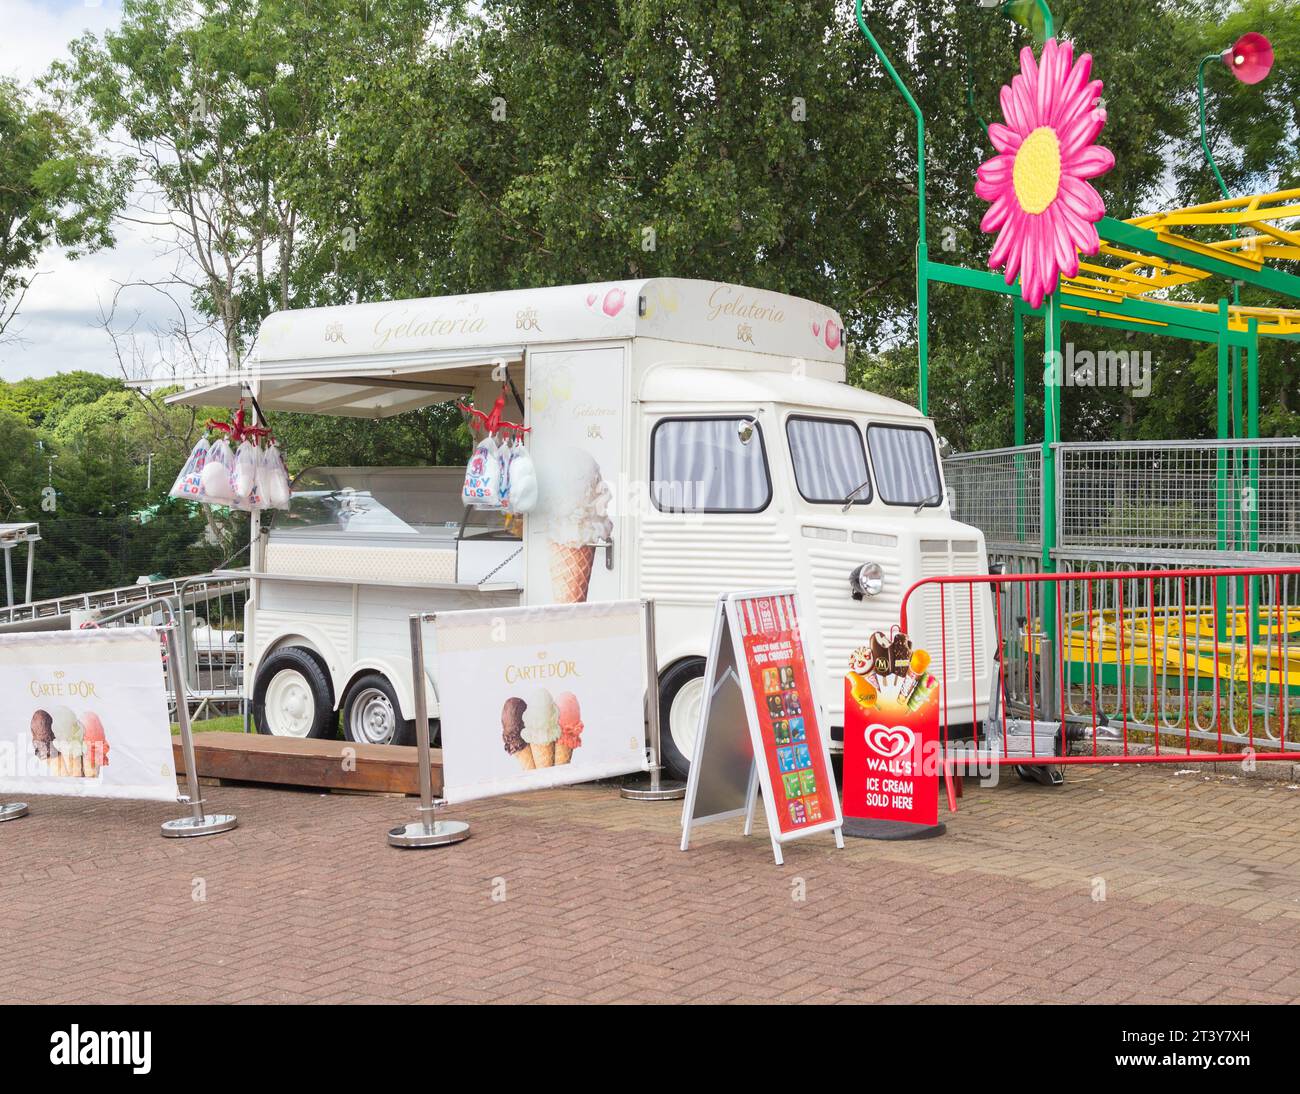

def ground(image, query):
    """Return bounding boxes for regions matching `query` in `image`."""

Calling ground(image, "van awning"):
[151,346,525,418]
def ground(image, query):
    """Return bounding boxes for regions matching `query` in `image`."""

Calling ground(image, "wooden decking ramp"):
[172,732,441,795]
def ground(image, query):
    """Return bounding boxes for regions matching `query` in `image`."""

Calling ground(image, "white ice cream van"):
[167,278,994,777]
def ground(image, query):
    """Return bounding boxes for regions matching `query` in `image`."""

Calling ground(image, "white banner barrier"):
[0,627,178,802]
[431,600,651,804]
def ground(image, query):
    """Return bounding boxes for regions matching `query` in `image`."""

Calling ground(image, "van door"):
[525,345,626,604]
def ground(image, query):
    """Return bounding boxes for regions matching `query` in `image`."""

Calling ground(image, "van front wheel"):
[254,647,337,739]
[658,657,706,781]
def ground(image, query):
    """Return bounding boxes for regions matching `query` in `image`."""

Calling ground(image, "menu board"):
[681,589,842,864]
[736,593,840,836]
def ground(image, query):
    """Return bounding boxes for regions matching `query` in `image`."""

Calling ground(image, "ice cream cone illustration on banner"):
[50,705,84,778]
[521,687,560,768]
[554,691,583,765]
[30,709,56,773]
[81,711,110,778]
[502,696,535,770]
[546,448,612,604]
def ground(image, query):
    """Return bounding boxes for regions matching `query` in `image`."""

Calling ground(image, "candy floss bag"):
[462,434,502,508]
[231,439,263,511]
[260,443,292,510]
[200,438,235,504]
[169,435,210,501]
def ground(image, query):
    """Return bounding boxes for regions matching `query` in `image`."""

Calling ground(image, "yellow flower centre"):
[1012,126,1062,215]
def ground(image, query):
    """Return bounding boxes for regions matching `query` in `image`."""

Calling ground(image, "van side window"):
[866,424,943,506]
[650,417,772,513]
[786,416,871,504]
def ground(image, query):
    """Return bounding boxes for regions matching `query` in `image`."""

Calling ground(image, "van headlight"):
[850,562,884,600]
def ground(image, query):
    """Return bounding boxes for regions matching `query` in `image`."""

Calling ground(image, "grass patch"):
[170,714,248,736]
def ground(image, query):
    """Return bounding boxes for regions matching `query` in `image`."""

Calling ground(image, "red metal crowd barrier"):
[899,565,1300,771]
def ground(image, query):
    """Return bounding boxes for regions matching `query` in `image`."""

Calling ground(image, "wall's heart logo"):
[865,723,915,760]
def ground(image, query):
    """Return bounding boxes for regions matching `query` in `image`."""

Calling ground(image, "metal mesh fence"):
[946,441,1300,560]
[1057,441,1300,555]
[943,446,1041,549]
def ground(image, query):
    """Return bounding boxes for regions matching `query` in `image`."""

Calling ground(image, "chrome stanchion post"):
[621,599,686,801]
[161,623,237,838]
[388,613,469,848]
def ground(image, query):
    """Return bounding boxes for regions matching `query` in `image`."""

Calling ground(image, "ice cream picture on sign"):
[501,689,585,770]
[27,706,111,779]
[544,447,612,604]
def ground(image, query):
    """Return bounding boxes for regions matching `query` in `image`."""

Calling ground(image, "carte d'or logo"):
[504,652,581,685]
[865,723,914,760]
[29,671,99,699]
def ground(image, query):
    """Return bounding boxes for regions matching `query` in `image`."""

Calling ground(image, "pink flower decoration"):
[975,38,1114,309]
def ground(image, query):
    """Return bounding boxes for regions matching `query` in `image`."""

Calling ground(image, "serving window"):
[273,466,514,544]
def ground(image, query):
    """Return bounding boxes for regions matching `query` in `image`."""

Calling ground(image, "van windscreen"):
[786,417,870,504]
[866,425,943,506]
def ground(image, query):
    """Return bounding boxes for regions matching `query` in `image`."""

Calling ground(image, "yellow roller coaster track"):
[1060,188,1300,335]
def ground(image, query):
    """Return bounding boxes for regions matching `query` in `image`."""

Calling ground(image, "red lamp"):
[1222,32,1274,85]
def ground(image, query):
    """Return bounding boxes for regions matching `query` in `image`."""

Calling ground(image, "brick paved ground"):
[2,765,1299,1003]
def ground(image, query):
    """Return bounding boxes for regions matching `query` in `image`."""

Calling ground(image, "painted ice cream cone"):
[555,691,583,765]
[50,706,84,778]
[549,542,596,604]
[30,709,56,772]
[542,448,612,605]
[81,711,109,777]
[502,697,536,770]
[520,687,560,768]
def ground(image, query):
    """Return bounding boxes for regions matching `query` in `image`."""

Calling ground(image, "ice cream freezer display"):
[164,277,994,769]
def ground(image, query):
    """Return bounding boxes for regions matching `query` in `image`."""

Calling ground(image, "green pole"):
[1247,319,1261,648]
[1014,303,1027,544]
[1031,0,1054,39]
[855,0,928,414]
[1197,55,1233,201]
[1041,291,1061,713]
[1216,298,1230,641]
[1041,292,1061,576]
[1013,305,1026,446]
[1199,50,1243,525]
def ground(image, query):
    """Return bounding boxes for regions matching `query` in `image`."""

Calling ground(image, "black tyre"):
[341,673,416,747]
[253,646,338,739]
[658,657,707,781]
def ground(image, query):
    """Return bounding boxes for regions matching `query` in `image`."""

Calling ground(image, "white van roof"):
[157,279,850,417]
[641,367,925,421]
[254,278,846,366]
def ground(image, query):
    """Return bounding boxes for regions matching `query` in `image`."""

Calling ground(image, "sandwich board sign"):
[680,589,843,865]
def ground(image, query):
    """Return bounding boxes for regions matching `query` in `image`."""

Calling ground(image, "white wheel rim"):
[349,687,396,745]
[264,669,315,737]
[668,676,705,763]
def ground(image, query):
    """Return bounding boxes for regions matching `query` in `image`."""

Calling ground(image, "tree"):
[0,78,125,343]
[58,0,442,371]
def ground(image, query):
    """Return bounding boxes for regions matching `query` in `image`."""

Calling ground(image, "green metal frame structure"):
[854,1,1300,581]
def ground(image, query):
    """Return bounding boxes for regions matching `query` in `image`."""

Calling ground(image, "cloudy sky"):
[0,0,182,382]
